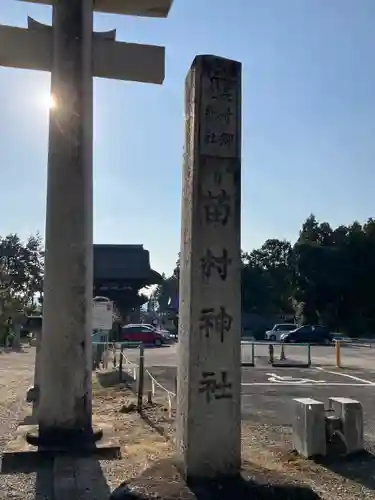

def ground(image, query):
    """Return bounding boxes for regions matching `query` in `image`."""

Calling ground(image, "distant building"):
[93,244,162,322]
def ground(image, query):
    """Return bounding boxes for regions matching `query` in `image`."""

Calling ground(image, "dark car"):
[21,315,43,337]
[280,325,333,345]
[121,324,166,346]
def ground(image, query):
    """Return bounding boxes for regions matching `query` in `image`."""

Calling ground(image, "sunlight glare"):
[48,94,57,110]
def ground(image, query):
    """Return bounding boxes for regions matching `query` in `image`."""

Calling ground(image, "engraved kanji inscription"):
[199,371,233,403]
[218,132,235,147]
[203,189,231,225]
[199,68,238,158]
[207,76,234,102]
[201,249,231,280]
[204,131,235,150]
[199,306,233,342]
[205,105,233,125]
[205,131,217,145]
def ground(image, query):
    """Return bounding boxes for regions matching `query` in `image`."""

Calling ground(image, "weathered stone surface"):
[177,54,242,480]
[1,421,119,473]
[26,386,39,403]
[37,0,95,439]
[54,457,111,500]
[329,397,364,454]
[292,398,326,458]
[109,459,321,500]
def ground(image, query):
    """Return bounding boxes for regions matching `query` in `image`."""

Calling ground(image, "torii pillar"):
[0,0,172,449]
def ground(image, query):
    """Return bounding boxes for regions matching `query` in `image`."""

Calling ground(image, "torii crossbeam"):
[0,0,173,450]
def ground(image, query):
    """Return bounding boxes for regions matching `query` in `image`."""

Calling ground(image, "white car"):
[264,323,297,341]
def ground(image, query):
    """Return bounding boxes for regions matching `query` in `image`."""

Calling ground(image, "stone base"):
[25,424,103,448]
[109,458,320,500]
[26,385,39,403]
[2,420,120,473]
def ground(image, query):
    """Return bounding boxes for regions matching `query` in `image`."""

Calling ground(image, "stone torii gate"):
[0,0,172,450]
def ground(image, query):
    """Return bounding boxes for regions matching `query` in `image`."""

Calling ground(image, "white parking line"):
[241,382,375,387]
[316,366,375,385]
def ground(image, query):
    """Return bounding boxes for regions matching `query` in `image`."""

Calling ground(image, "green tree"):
[242,240,293,314]
[292,215,375,335]
[154,253,180,312]
[23,233,44,311]
[293,215,342,326]
[167,214,375,337]
[0,232,44,340]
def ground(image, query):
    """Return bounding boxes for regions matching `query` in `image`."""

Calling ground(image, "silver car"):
[264,323,297,342]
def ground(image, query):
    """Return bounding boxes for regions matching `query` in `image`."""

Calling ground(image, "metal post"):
[147,390,152,404]
[307,344,311,366]
[113,344,117,368]
[280,343,286,361]
[137,343,145,412]
[336,340,341,368]
[119,344,124,382]
[268,344,274,364]
[251,342,255,366]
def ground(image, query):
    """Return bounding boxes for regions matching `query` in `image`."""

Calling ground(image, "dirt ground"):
[91,372,175,492]
[0,350,373,499]
[94,369,375,500]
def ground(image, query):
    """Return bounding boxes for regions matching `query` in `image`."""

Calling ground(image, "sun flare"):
[48,94,57,110]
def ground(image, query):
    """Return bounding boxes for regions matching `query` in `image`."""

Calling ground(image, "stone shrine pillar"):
[177,55,242,479]
[1,0,171,457]
[34,0,95,445]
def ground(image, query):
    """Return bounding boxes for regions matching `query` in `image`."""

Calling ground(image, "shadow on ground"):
[317,450,375,493]
[96,370,135,389]
[2,456,111,499]
[139,410,169,440]
[34,461,54,499]
[110,458,321,500]
[0,347,27,355]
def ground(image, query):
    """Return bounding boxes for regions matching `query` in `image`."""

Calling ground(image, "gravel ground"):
[140,406,375,500]
[1,353,375,499]
[0,347,38,499]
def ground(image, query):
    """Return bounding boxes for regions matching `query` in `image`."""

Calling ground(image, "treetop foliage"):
[156,214,375,336]
[0,232,44,322]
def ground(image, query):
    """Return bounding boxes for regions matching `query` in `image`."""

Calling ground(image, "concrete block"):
[292,398,326,458]
[329,397,364,454]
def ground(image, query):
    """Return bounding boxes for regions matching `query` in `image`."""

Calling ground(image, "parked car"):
[280,325,333,345]
[21,315,43,338]
[134,324,174,341]
[121,324,169,346]
[264,323,297,341]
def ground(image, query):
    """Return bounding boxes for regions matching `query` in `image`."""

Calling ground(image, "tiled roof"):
[93,244,161,282]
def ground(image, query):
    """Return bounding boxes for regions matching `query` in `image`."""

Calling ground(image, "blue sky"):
[1,0,375,276]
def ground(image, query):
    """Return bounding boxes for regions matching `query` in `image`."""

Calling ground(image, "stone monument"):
[0,0,172,451]
[177,55,242,479]
[109,55,319,500]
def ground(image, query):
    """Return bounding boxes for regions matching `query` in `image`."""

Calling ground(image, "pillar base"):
[26,425,103,449]
[110,458,320,500]
[26,385,39,403]
[2,422,120,473]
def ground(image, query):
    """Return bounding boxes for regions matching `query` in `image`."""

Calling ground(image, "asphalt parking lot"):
[143,362,375,442]
[121,341,375,441]
[240,366,375,436]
